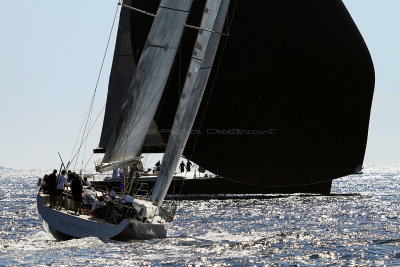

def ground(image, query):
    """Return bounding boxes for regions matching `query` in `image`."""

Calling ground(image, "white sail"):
[99,0,193,173]
[152,0,231,207]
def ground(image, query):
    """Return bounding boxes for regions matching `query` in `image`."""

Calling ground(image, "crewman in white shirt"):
[56,170,70,194]
[104,185,116,202]
[54,170,70,209]
[83,177,91,187]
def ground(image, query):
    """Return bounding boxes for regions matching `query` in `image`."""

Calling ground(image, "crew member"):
[186,160,192,172]
[180,161,185,173]
[55,170,69,208]
[83,177,91,187]
[155,161,161,171]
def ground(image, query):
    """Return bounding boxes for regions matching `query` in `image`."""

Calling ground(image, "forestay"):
[152,0,231,207]
[99,0,193,172]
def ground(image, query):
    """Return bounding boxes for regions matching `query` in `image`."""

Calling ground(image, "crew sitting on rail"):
[82,187,97,207]
[104,185,116,202]
[121,194,134,207]
[83,177,91,187]
[91,196,107,218]
[103,185,116,220]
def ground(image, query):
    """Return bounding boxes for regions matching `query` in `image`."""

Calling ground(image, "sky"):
[0,1,399,170]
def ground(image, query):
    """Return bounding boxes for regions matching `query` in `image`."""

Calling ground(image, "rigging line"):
[80,111,92,172]
[70,1,121,167]
[69,104,93,164]
[119,3,229,36]
[79,0,121,145]
[142,153,150,168]
[119,2,156,17]
[80,90,103,170]
[74,113,88,169]
[83,153,94,171]
[184,24,229,37]
[70,105,106,168]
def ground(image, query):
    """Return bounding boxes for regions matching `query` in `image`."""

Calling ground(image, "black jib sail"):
[97,0,375,189]
[184,0,375,187]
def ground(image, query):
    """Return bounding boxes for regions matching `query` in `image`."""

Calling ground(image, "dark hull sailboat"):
[96,0,375,194]
[93,176,333,197]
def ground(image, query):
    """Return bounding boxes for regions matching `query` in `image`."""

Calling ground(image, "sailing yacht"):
[37,0,230,240]
[37,0,375,240]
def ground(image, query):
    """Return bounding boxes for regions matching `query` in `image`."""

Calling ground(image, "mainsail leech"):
[99,0,194,173]
[152,0,231,207]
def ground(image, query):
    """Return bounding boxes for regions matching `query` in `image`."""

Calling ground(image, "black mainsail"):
[98,0,193,172]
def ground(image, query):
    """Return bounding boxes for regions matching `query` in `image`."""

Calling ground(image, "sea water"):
[1,165,400,266]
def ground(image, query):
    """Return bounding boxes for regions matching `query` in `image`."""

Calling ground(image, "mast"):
[98,0,193,172]
[152,0,230,207]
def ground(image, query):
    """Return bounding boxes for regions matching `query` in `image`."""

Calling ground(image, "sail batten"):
[99,0,193,171]
[152,0,231,207]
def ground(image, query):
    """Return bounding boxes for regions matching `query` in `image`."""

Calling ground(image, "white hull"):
[36,194,171,241]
